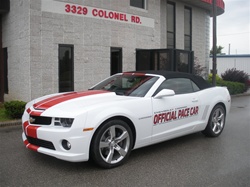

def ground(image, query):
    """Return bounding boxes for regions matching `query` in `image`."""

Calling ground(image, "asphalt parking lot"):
[0,95,249,187]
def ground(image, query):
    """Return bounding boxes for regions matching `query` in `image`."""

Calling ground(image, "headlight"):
[54,118,74,127]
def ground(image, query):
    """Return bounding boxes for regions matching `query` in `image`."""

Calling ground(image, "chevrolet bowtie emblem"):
[29,117,36,123]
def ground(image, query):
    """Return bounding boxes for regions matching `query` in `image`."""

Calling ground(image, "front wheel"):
[202,104,226,137]
[90,119,133,168]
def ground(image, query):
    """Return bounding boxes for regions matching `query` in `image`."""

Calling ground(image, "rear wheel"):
[90,119,133,168]
[202,104,226,137]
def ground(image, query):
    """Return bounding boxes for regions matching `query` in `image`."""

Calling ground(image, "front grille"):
[27,136,55,150]
[30,116,52,125]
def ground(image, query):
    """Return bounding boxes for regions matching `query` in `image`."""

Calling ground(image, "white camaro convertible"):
[22,71,231,168]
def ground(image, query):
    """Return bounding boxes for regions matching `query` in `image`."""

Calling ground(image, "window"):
[136,50,152,71]
[58,45,74,92]
[3,48,8,94]
[154,78,200,95]
[136,49,194,73]
[176,52,189,72]
[110,47,122,75]
[130,0,147,9]
[167,2,176,49]
[184,7,192,51]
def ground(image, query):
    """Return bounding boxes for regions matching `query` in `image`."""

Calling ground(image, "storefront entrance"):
[136,49,194,73]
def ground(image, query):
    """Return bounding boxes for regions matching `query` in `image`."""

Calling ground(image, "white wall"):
[209,56,250,76]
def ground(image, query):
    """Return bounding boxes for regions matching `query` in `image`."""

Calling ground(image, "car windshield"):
[90,74,159,97]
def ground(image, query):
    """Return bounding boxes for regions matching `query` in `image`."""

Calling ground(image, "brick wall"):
[2,0,211,101]
[2,0,30,101]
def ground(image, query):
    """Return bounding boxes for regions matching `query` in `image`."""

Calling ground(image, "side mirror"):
[154,89,175,99]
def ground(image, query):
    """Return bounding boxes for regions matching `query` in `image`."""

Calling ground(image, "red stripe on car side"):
[33,90,109,110]
[26,126,40,138]
[27,144,39,152]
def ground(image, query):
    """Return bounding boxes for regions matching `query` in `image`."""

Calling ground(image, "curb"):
[0,119,22,127]
[231,92,250,97]
[1,90,249,127]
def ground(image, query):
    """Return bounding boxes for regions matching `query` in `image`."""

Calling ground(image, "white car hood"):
[30,90,138,117]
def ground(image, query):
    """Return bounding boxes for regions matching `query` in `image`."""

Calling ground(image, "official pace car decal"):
[153,106,199,125]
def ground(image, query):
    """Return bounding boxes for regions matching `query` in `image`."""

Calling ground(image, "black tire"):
[202,104,226,137]
[90,119,133,168]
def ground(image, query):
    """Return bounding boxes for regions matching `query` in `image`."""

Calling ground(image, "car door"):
[151,78,201,143]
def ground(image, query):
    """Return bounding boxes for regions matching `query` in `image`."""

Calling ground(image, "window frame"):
[184,6,192,51]
[130,0,147,10]
[3,48,8,94]
[167,2,176,49]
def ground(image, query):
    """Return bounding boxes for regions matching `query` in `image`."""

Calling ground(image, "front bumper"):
[22,111,92,162]
[22,130,90,162]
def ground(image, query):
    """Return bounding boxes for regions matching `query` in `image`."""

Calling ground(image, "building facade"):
[0,0,225,102]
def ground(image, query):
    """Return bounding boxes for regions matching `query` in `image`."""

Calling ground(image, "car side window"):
[154,78,200,95]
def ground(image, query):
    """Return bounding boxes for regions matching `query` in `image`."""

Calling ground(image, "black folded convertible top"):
[127,70,212,90]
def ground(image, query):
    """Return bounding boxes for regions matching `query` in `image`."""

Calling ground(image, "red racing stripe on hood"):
[30,111,43,116]
[33,90,109,110]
